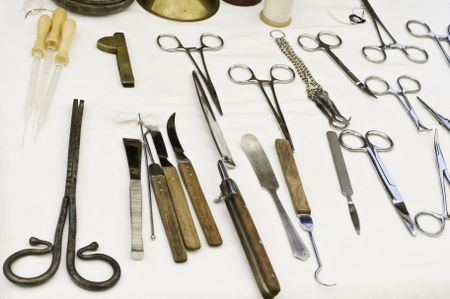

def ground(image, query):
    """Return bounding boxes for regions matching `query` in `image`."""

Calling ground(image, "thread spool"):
[260,0,294,27]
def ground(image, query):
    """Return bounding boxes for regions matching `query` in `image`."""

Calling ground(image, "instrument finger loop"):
[297,34,321,51]
[403,46,429,64]
[415,211,445,237]
[397,75,421,94]
[338,129,368,152]
[317,31,342,48]
[364,76,391,96]
[270,64,295,83]
[200,33,224,50]
[366,130,394,151]
[228,64,256,84]
[406,20,432,38]
[157,34,184,52]
[362,45,386,63]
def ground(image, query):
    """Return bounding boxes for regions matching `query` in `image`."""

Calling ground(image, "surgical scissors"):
[360,0,428,63]
[339,129,417,235]
[415,130,450,237]
[407,20,450,66]
[228,64,296,150]
[298,31,376,98]
[3,100,121,291]
[157,33,224,115]
[365,75,430,132]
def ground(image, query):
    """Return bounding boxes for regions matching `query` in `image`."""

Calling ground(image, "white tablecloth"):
[1,0,450,298]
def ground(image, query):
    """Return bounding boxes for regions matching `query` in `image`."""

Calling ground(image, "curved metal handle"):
[68,241,121,291]
[364,76,392,96]
[397,75,422,94]
[3,237,59,286]
[157,34,185,52]
[228,64,257,85]
[317,31,342,49]
[406,20,433,38]
[414,211,445,237]
[338,129,369,152]
[270,64,295,84]
[366,130,394,152]
[298,33,321,52]
[270,30,286,39]
[362,45,387,63]
[200,33,224,51]
[402,45,429,64]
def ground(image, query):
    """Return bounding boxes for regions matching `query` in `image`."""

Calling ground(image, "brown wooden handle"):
[226,192,280,299]
[178,162,222,246]
[163,166,201,250]
[275,139,310,215]
[151,175,187,263]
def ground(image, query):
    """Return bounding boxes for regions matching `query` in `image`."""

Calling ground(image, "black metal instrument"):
[3,99,121,291]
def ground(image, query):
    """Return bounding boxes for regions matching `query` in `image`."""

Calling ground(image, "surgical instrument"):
[365,75,430,132]
[149,126,201,250]
[327,131,360,234]
[276,138,335,286]
[270,30,350,129]
[123,138,145,260]
[415,130,450,237]
[142,128,187,263]
[137,114,156,240]
[193,71,235,168]
[3,100,121,290]
[167,113,223,247]
[35,18,77,140]
[157,33,224,115]
[298,31,376,98]
[216,160,280,299]
[241,133,310,260]
[406,20,450,66]
[97,33,135,87]
[339,129,416,235]
[417,97,450,132]
[228,64,296,150]
[360,0,428,63]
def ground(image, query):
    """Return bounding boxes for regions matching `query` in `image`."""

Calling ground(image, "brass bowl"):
[137,0,220,22]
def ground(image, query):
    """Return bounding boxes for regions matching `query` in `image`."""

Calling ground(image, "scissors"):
[228,64,296,150]
[407,20,450,66]
[360,0,428,63]
[157,33,224,115]
[365,75,431,132]
[298,31,376,98]
[415,130,450,237]
[3,100,121,290]
[339,129,417,235]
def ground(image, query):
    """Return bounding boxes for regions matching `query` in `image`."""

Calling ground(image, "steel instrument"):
[275,138,335,286]
[327,131,360,234]
[365,75,430,132]
[406,20,450,66]
[415,130,450,237]
[417,97,450,132]
[228,64,296,150]
[360,0,428,63]
[193,71,235,167]
[339,129,416,235]
[3,100,121,290]
[241,133,310,260]
[157,33,224,115]
[137,0,219,22]
[298,31,376,98]
[216,160,280,299]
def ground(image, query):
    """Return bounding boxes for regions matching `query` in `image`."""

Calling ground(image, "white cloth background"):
[1,0,450,298]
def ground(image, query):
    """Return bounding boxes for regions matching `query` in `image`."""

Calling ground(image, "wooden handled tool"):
[32,15,51,57]
[178,162,223,246]
[275,139,310,215]
[151,171,187,263]
[217,161,280,299]
[45,8,68,50]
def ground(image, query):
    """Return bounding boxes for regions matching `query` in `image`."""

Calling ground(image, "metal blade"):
[241,134,279,191]
[347,196,360,235]
[123,138,142,180]
[193,71,235,168]
[149,128,173,168]
[167,113,189,162]
[393,201,417,236]
[417,97,450,132]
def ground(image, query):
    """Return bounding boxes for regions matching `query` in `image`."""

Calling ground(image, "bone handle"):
[45,8,67,50]
[32,15,51,57]
[55,19,76,66]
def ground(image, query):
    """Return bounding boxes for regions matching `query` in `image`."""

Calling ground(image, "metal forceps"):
[3,100,121,291]
[406,20,450,66]
[298,31,376,98]
[360,0,428,63]
[365,75,430,132]
[228,64,296,150]
[339,129,417,235]
[415,130,450,237]
[157,33,224,115]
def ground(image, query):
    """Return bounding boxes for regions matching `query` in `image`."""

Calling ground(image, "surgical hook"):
[309,231,336,287]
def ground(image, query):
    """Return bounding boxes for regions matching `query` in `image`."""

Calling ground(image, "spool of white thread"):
[260,0,294,27]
